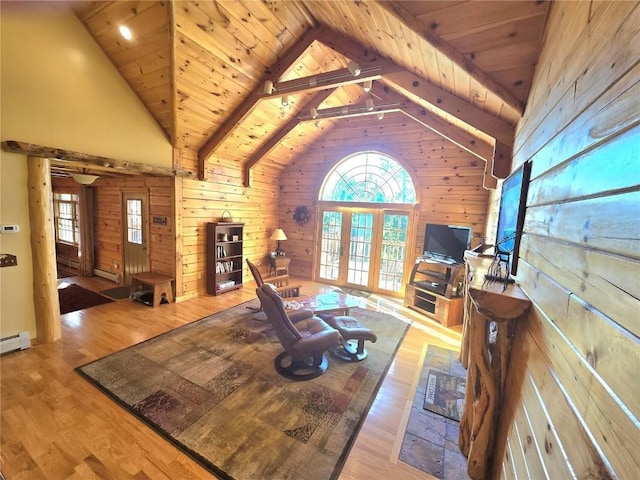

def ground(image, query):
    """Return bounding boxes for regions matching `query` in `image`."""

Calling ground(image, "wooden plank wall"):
[178,148,281,299]
[491,2,640,478]
[52,176,175,281]
[278,111,491,279]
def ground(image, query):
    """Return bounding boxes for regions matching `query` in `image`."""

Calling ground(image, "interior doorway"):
[122,191,149,285]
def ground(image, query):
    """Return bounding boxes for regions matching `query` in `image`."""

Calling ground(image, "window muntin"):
[53,193,79,245]
[127,199,143,244]
[320,152,416,204]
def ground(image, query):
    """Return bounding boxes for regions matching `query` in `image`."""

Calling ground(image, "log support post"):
[27,155,61,342]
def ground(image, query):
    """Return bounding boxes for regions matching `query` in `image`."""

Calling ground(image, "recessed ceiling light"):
[119,25,132,41]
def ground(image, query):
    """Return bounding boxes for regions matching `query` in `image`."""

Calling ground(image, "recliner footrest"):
[321,315,377,362]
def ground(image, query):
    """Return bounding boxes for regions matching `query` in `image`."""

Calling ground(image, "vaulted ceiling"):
[61,1,551,186]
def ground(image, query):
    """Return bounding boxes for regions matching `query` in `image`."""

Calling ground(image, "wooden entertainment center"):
[404,256,465,327]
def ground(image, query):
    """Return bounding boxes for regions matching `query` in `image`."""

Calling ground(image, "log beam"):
[492,141,513,179]
[27,156,61,343]
[2,141,195,178]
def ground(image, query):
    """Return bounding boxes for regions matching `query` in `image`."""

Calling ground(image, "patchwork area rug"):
[58,283,114,314]
[76,302,409,480]
[100,286,132,300]
[399,345,469,479]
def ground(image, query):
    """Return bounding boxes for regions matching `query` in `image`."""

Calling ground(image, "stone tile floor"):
[399,346,470,480]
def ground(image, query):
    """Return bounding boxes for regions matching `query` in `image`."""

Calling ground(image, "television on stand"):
[423,224,472,265]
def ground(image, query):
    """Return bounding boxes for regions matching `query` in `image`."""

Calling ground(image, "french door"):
[316,207,410,294]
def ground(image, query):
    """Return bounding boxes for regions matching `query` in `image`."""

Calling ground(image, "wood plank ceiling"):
[60,0,551,186]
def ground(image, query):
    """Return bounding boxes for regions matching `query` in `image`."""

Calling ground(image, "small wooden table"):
[269,255,291,276]
[130,272,174,307]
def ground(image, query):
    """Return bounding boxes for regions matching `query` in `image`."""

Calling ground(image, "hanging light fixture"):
[310,107,318,119]
[281,95,289,107]
[263,80,274,95]
[363,79,373,92]
[377,112,385,120]
[71,169,99,185]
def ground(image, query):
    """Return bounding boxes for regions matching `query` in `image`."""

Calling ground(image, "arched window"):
[320,151,416,204]
[316,151,416,294]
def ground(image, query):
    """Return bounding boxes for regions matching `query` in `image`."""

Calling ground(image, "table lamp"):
[270,228,287,256]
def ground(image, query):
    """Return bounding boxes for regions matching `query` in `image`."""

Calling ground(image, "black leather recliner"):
[257,284,341,380]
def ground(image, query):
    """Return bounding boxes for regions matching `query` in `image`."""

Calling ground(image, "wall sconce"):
[363,79,372,92]
[347,60,361,77]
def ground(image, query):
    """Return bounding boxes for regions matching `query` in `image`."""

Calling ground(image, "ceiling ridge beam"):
[243,89,336,186]
[375,0,525,116]
[197,25,325,180]
[316,27,515,146]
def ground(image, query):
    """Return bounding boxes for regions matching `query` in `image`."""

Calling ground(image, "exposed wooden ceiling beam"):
[243,89,337,187]
[261,60,403,98]
[370,84,491,158]
[383,72,514,146]
[197,26,325,180]
[298,103,400,122]
[1,141,194,178]
[376,0,525,116]
[316,28,515,146]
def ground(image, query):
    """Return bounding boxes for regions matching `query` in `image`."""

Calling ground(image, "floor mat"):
[59,283,114,314]
[100,286,132,300]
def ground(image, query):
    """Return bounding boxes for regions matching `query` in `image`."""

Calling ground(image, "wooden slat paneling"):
[491,2,640,478]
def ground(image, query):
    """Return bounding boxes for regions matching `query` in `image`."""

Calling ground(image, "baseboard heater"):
[0,331,31,355]
[94,268,120,283]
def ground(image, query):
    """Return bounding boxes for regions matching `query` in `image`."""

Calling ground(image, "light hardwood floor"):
[1,276,464,479]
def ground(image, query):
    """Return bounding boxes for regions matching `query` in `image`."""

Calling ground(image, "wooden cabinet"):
[404,256,465,327]
[206,222,244,295]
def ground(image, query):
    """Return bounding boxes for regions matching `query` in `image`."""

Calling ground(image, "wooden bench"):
[130,272,174,307]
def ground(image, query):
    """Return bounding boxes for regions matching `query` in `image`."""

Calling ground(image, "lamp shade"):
[71,173,99,185]
[270,228,287,241]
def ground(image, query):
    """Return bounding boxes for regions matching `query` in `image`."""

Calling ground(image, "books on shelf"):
[216,245,227,258]
[215,260,235,273]
[216,280,235,291]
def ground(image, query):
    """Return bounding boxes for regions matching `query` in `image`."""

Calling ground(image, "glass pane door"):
[318,211,343,281]
[347,212,374,287]
[378,213,409,292]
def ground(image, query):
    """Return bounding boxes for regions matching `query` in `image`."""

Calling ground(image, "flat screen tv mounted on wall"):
[423,224,472,264]
[495,160,532,275]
